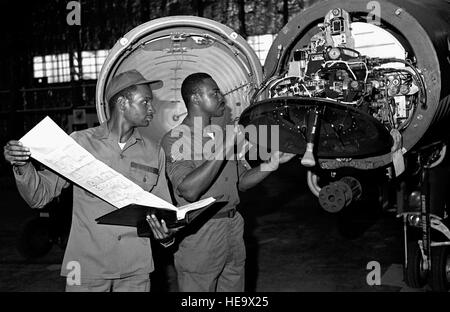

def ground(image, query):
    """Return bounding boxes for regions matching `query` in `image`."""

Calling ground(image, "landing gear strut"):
[401,142,450,291]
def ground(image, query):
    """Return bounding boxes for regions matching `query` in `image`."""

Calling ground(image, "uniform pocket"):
[175,240,220,273]
[129,163,159,191]
[174,220,228,273]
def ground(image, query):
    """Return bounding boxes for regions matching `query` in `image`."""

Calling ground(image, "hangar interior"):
[0,0,449,292]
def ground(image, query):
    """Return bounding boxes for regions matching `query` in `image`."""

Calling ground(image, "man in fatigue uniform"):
[3,70,173,292]
[160,72,294,292]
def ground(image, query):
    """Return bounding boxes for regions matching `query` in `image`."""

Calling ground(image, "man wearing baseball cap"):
[4,69,171,292]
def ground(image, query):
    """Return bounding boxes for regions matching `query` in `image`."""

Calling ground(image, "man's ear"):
[117,96,128,113]
[191,93,200,105]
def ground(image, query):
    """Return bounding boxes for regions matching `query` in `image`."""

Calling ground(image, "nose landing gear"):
[401,142,450,292]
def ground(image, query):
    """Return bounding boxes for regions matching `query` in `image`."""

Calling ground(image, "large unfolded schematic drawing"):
[19,116,215,220]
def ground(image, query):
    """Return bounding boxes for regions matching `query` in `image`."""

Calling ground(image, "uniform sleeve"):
[165,160,196,196]
[149,147,173,204]
[161,130,196,196]
[14,160,70,209]
[13,131,82,208]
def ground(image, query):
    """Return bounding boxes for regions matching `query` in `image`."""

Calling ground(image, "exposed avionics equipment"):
[238,0,450,292]
[239,0,450,213]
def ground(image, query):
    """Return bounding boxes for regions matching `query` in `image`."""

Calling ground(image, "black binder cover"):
[95,198,225,229]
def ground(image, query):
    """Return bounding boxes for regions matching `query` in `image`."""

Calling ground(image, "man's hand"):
[146,214,175,247]
[260,151,296,172]
[3,140,31,166]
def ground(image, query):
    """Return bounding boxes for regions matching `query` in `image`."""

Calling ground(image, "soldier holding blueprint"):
[3,70,176,292]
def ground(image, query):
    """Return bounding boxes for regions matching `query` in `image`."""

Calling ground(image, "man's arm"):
[163,129,236,202]
[4,140,70,209]
[177,159,227,202]
[238,151,296,192]
[237,166,272,192]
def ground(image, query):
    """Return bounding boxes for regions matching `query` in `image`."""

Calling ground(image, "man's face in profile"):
[197,78,226,118]
[124,84,155,127]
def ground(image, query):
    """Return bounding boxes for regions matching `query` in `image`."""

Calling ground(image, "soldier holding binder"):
[3,70,172,292]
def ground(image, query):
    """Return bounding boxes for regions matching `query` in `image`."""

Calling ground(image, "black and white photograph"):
[0,0,449,302]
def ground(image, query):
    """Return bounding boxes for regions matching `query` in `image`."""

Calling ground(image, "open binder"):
[95,196,225,230]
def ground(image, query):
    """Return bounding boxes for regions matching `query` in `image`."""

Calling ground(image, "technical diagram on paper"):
[19,116,215,219]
